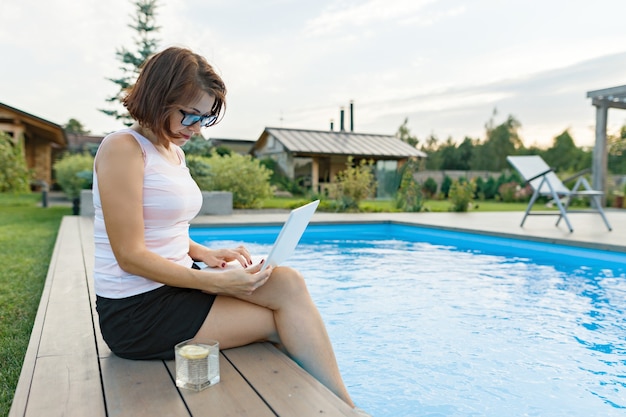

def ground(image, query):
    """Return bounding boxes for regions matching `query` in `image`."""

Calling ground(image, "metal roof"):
[259,127,427,158]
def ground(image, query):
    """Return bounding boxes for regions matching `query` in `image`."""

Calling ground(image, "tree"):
[439,137,460,170]
[63,118,91,135]
[396,118,418,147]
[101,0,161,126]
[456,137,474,170]
[420,134,442,170]
[542,129,588,173]
[480,111,523,171]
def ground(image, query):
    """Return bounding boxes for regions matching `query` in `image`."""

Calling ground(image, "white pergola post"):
[586,85,626,206]
[592,103,608,193]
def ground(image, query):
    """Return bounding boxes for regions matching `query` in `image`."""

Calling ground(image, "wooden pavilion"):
[0,102,67,187]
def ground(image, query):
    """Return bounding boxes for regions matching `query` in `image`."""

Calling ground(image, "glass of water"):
[175,339,220,391]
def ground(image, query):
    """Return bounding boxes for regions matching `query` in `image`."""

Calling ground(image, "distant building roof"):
[66,133,103,150]
[255,127,426,159]
[209,137,256,155]
[209,137,256,143]
[0,101,66,147]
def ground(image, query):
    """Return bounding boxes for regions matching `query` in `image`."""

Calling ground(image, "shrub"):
[181,135,213,157]
[474,177,485,200]
[186,154,213,190]
[448,179,476,212]
[440,175,452,198]
[498,181,518,203]
[53,153,94,199]
[0,132,31,193]
[395,168,423,212]
[187,153,273,208]
[331,157,377,211]
[422,177,438,198]
[498,181,532,203]
[494,173,520,200]
[482,176,498,200]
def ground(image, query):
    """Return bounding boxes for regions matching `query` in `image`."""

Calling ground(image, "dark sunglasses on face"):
[179,110,217,128]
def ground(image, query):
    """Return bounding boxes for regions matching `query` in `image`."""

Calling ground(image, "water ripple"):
[203,236,626,417]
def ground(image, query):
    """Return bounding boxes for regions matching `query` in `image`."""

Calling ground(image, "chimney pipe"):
[340,107,345,132]
[330,119,334,131]
[349,100,354,132]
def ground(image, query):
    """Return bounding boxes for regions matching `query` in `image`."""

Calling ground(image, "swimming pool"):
[190,223,626,417]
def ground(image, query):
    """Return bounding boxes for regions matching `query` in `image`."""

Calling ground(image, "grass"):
[0,193,69,417]
[262,196,540,213]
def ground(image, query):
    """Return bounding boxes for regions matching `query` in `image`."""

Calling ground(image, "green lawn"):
[0,194,69,417]
[262,196,539,213]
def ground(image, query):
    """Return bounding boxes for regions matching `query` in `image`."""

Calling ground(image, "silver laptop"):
[259,200,319,271]
[201,200,320,271]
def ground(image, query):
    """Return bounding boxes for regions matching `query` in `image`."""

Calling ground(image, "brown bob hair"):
[123,47,226,144]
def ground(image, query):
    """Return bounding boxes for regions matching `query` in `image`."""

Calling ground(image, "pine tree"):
[100,0,161,126]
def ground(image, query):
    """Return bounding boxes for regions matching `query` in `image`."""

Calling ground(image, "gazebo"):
[586,85,626,195]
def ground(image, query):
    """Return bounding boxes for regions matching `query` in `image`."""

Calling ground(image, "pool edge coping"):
[191,218,626,255]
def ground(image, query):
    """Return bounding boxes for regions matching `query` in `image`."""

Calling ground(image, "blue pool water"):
[190,223,626,417]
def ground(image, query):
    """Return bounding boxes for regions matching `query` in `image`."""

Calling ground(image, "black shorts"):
[96,275,216,360]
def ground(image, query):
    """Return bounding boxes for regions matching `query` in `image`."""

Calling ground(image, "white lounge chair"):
[506,155,612,233]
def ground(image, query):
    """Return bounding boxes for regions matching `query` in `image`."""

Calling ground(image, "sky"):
[2,0,626,149]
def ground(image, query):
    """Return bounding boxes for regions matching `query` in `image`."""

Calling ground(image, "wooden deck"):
[9,216,357,417]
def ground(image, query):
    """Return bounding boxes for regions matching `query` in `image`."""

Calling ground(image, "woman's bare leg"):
[193,266,355,407]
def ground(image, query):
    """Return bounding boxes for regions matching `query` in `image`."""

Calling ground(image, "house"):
[209,137,256,155]
[66,133,104,154]
[0,102,67,188]
[250,127,427,197]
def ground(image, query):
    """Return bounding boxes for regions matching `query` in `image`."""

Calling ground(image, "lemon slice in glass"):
[179,344,209,359]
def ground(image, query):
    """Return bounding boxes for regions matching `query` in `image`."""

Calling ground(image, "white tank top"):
[93,129,202,298]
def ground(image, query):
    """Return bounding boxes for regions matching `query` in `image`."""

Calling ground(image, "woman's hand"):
[205,261,273,297]
[195,245,253,269]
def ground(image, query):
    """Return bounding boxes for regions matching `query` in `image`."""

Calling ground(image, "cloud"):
[2,0,626,148]
[304,0,441,36]
[359,51,626,146]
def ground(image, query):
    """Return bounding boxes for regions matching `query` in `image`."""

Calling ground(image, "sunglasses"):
[179,110,217,128]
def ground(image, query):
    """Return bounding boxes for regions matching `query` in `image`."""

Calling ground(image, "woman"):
[93,46,365,412]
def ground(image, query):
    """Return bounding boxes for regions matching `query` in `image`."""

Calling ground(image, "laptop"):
[201,200,320,271]
[259,199,320,271]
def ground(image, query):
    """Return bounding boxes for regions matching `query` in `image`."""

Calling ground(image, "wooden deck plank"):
[9,217,106,417]
[37,266,95,355]
[164,356,276,417]
[8,217,68,417]
[78,218,188,416]
[77,217,112,358]
[100,356,190,417]
[224,343,355,417]
[24,355,105,417]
